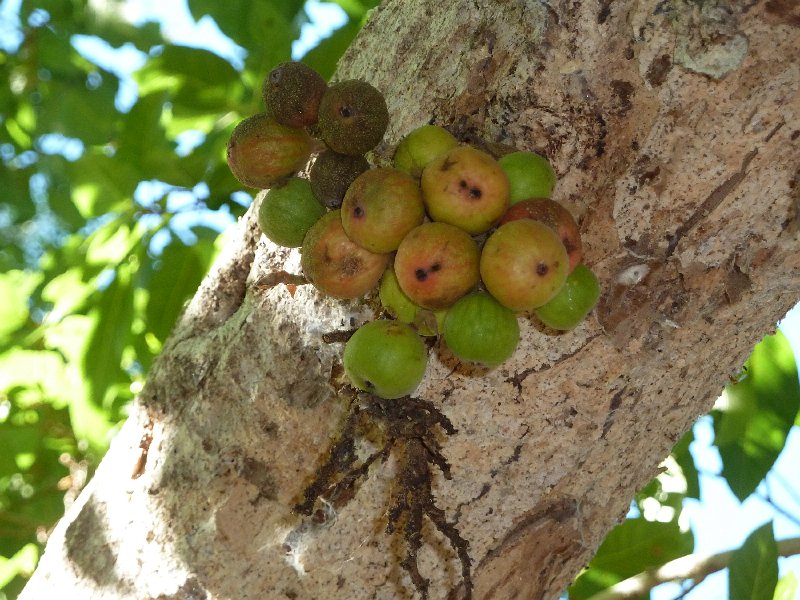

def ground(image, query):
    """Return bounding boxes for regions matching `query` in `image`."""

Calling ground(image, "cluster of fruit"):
[226,62,600,401]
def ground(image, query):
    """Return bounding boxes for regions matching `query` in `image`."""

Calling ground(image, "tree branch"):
[587,537,800,600]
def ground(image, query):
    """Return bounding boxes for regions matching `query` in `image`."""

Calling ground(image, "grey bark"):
[22,0,800,599]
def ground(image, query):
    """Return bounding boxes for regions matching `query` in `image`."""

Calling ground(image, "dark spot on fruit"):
[270,68,283,84]
[353,206,364,218]
[364,380,374,389]
[469,187,482,199]
[459,179,468,188]
[339,105,354,118]
[341,256,363,276]
[430,263,441,272]
[536,262,549,276]
[415,268,428,281]
[440,158,455,171]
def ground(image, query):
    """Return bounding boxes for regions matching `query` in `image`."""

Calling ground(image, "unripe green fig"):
[394,125,459,178]
[379,266,419,324]
[226,113,313,189]
[443,292,519,368]
[498,151,556,204]
[343,320,428,399]
[257,178,326,248]
[379,266,444,336]
[533,264,601,330]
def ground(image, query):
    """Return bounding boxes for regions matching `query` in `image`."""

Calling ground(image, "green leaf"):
[34,155,85,231]
[713,332,800,501]
[188,0,304,50]
[0,543,38,590]
[68,152,139,217]
[590,518,694,573]
[671,428,700,499]
[135,45,240,102]
[318,0,378,20]
[83,265,135,409]
[729,522,779,600]
[773,571,798,600]
[145,231,217,342]
[82,12,164,52]
[40,267,94,324]
[0,349,68,409]
[187,0,300,92]
[0,271,40,342]
[301,21,362,80]
[0,165,35,225]
[569,518,694,599]
[85,220,141,267]
[35,26,84,79]
[36,73,118,145]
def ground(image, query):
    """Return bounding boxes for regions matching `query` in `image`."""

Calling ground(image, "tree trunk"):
[21,0,800,598]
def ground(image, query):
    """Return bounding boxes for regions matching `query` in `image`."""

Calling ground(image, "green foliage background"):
[0,1,797,599]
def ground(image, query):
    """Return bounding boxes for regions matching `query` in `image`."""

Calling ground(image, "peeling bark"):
[22,1,800,599]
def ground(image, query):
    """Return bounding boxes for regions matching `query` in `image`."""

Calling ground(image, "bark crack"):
[666,148,758,256]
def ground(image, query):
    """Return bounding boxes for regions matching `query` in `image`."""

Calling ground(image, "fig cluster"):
[227,62,601,400]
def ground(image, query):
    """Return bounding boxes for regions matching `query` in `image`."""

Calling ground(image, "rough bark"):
[22,0,800,599]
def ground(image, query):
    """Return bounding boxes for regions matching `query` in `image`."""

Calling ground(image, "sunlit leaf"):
[671,428,700,499]
[0,543,38,590]
[188,0,304,49]
[83,265,135,409]
[145,231,217,342]
[140,45,244,115]
[40,267,94,318]
[67,153,139,217]
[0,349,67,409]
[85,219,142,267]
[188,0,299,87]
[774,571,798,600]
[713,332,800,501]
[569,518,694,599]
[319,0,381,20]
[729,521,778,600]
[0,271,40,341]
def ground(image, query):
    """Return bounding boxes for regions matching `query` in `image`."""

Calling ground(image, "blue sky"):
[4,0,799,596]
